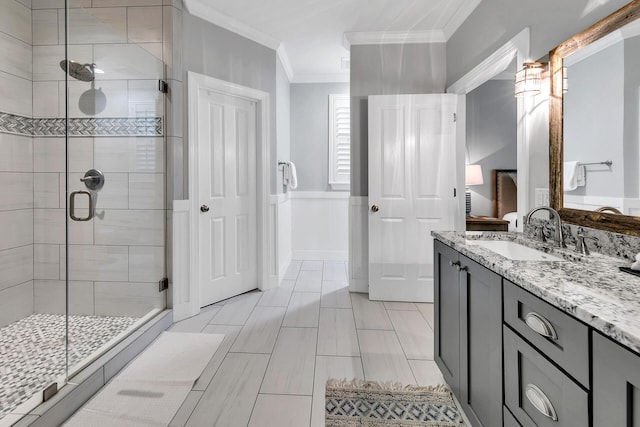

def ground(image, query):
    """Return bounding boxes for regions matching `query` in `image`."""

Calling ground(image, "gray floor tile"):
[248,394,312,427]
[186,353,269,427]
[387,309,434,360]
[230,306,286,353]
[321,281,351,309]
[260,327,317,395]
[317,308,359,357]
[357,329,416,385]
[351,293,393,330]
[283,292,320,327]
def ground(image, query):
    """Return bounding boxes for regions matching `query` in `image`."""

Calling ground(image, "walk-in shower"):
[0,2,168,423]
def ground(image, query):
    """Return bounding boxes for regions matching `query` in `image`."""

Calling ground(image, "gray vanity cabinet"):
[434,241,502,427]
[593,332,640,426]
[434,240,461,396]
[459,255,503,427]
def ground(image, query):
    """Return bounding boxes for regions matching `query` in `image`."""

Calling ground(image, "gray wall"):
[446,0,629,85]
[290,83,349,192]
[466,79,517,216]
[276,58,291,193]
[182,12,278,193]
[564,42,624,198]
[350,43,446,196]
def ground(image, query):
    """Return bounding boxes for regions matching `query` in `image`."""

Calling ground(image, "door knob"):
[200,205,210,213]
[371,204,380,213]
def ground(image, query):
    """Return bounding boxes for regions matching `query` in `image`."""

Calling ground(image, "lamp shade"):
[465,164,484,186]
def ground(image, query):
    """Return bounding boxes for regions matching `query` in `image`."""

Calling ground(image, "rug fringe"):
[326,378,451,394]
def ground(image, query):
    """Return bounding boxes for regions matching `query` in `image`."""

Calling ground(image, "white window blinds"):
[329,94,350,191]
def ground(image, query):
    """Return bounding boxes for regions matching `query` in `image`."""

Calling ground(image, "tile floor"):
[166,260,445,427]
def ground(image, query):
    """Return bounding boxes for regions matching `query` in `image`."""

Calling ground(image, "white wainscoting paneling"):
[290,191,348,261]
[276,193,292,280]
[172,200,197,322]
[348,196,369,293]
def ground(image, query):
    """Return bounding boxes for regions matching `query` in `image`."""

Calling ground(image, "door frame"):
[186,71,271,314]
[446,27,530,231]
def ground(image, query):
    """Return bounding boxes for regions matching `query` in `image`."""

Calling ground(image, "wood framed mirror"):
[549,0,640,236]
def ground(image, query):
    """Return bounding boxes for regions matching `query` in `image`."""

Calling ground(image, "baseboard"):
[292,250,348,261]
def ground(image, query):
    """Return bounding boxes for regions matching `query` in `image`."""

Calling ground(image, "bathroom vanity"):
[433,231,640,427]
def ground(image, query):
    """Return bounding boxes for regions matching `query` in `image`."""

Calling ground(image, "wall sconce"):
[514,62,548,97]
[465,164,484,217]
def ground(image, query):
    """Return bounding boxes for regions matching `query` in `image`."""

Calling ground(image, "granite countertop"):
[432,231,640,354]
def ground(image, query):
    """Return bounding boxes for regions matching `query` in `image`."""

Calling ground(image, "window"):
[328,94,350,191]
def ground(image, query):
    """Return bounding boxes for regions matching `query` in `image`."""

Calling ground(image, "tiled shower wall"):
[0,0,34,328]
[30,0,168,317]
[0,0,172,325]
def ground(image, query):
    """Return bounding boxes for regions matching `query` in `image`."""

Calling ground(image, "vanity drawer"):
[503,280,589,388]
[504,406,522,427]
[504,326,589,427]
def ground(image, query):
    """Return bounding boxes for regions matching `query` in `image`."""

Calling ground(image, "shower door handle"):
[69,191,94,221]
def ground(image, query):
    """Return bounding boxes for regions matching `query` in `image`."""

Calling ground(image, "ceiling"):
[183,0,481,83]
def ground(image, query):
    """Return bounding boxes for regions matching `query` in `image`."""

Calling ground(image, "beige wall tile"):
[128,7,162,43]
[0,71,32,116]
[34,244,60,280]
[0,0,32,44]
[64,245,129,282]
[129,246,165,283]
[95,137,164,173]
[0,245,33,292]
[0,172,33,210]
[0,32,32,80]
[0,134,32,172]
[0,281,33,328]
[0,210,33,251]
[34,280,94,315]
[67,8,127,45]
[95,281,164,317]
[33,81,61,118]
[95,209,164,246]
[33,9,59,46]
[129,173,164,209]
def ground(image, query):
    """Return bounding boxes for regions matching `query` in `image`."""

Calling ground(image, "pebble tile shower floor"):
[0,313,138,418]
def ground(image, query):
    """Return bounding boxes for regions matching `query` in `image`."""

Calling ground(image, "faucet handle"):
[575,231,598,255]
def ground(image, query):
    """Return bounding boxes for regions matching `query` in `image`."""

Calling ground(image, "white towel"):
[285,161,298,190]
[576,164,586,187]
[564,161,582,191]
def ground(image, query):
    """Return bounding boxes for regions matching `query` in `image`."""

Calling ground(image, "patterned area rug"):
[325,379,465,426]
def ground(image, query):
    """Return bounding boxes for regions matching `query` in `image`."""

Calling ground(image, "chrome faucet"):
[524,206,567,248]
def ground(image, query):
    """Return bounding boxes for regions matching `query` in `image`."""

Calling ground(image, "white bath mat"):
[65,331,224,427]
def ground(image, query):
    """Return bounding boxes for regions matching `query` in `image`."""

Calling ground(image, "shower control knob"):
[200,205,210,213]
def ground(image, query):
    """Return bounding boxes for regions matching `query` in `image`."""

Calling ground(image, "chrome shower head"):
[59,60,99,82]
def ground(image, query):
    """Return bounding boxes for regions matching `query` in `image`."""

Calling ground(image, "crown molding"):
[277,45,294,82]
[291,73,350,83]
[343,30,446,50]
[183,0,280,50]
[442,0,482,39]
[447,27,529,94]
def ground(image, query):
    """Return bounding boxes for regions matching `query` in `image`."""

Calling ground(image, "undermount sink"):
[467,240,565,262]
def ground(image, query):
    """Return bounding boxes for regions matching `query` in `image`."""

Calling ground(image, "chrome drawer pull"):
[525,312,558,340]
[525,384,558,421]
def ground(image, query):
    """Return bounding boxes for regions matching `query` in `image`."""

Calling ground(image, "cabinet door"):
[459,255,503,427]
[593,332,640,427]
[434,240,461,396]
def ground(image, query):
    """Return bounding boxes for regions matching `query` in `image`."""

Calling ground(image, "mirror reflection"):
[562,19,640,216]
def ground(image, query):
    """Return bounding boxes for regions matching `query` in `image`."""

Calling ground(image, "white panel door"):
[198,90,257,306]
[368,94,458,302]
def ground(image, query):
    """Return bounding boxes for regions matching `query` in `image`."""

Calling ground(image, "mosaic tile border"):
[0,111,163,137]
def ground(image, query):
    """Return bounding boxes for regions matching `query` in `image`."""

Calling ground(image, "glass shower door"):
[63,4,167,376]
